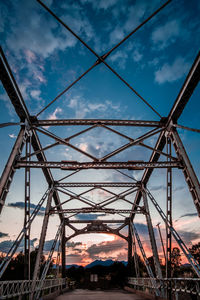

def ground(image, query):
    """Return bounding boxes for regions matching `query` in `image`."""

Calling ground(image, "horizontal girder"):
[65,219,126,223]
[15,160,182,169]
[31,118,163,127]
[50,207,145,214]
[55,182,140,187]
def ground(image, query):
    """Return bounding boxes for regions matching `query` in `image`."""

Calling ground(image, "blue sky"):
[0,0,200,265]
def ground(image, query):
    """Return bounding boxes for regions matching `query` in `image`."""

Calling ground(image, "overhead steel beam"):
[170,129,200,216]
[65,219,126,224]
[131,51,200,218]
[55,182,140,187]
[15,160,182,169]
[168,51,200,123]
[0,128,26,214]
[51,208,145,214]
[0,47,63,220]
[0,48,30,121]
[33,119,163,127]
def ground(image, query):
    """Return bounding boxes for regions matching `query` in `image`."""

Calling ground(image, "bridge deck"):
[55,289,150,299]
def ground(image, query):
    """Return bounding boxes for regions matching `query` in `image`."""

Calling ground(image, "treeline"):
[0,249,53,280]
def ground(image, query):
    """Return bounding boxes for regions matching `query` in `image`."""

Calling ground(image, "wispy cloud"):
[151,20,180,49]
[7,202,45,216]
[75,213,106,221]
[0,232,9,239]
[48,107,63,120]
[8,133,17,139]
[0,238,37,253]
[86,238,126,259]
[155,57,190,84]
[67,95,121,119]
[179,213,198,218]
[80,0,118,10]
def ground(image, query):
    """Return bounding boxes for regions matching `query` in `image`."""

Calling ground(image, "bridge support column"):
[166,136,172,300]
[171,128,200,216]
[142,189,163,279]
[61,224,66,278]
[31,189,53,294]
[24,134,31,280]
[128,222,133,275]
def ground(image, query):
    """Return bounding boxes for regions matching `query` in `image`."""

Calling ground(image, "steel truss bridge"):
[0,0,200,299]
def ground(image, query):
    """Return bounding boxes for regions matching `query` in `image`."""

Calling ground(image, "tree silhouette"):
[171,247,182,276]
[0,249,53,280]
[189,242,200,264]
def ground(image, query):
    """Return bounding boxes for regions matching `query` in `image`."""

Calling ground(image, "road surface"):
[55,289,150,299]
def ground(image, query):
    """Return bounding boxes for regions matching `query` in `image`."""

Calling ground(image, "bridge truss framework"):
[0,0,200,299]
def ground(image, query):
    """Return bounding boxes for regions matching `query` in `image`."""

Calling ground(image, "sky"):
[0,0,200,267]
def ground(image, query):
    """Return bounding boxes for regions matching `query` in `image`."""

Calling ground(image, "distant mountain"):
[85,259,128,268]
[65,260,128,269]
[65,264,79,269]
[85,259,114,268]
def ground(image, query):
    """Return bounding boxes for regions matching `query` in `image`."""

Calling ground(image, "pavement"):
[55,289,151,299]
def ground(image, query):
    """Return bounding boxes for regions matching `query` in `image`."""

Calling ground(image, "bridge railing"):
[127,277,200,298]
[0,278,67,299]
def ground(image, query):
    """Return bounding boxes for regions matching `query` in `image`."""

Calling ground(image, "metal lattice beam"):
[15,160,182,169]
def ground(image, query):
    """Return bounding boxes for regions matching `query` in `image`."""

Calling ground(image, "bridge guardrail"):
[0,278,67,299]
[127,277,200,297]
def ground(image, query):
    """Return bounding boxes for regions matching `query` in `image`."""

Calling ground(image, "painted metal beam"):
[15,160,182,169]
[0,128,26,214]
[33,119,163,127]
[55,182,140,187]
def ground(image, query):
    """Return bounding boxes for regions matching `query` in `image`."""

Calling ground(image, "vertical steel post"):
[166,135,172,300]
[171,129,200,216]
[166,136,172,280]
[32,189,53,285]
[142,188,163,279]
[0,128,26,214]
[130,222,140,277]
[61,224,66,278]
[128,221,133,275]
[156,223,166,266]
[24,134,31,280]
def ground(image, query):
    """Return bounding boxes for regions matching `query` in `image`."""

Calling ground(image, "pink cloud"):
[24,49,36,63]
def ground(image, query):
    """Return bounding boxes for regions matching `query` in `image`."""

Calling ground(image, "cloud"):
[44,239,82,252]
[8,133,17,139]
[30,89,42,101]
[67,96,121,119]
[85,0,118,10]
[43,239,58,252]
[75,213,106,221]
[109,50,128,69]
[178,230,199,245]
[0,232,9,239]
[179,213,198,218]
[6,0,77,59]
[0,2,8,33]
[7,202,45,216]
[0,238,37,253]
[155,57,190,84]
[0,92,15,117]
[86,239,126,259]
[24,49,37,64]
[132,49,143,62]
[149,185,185,192]
[66,241,82,248]
[48,107,63,120]
[151,20,180,49]
[109,0,159,45]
